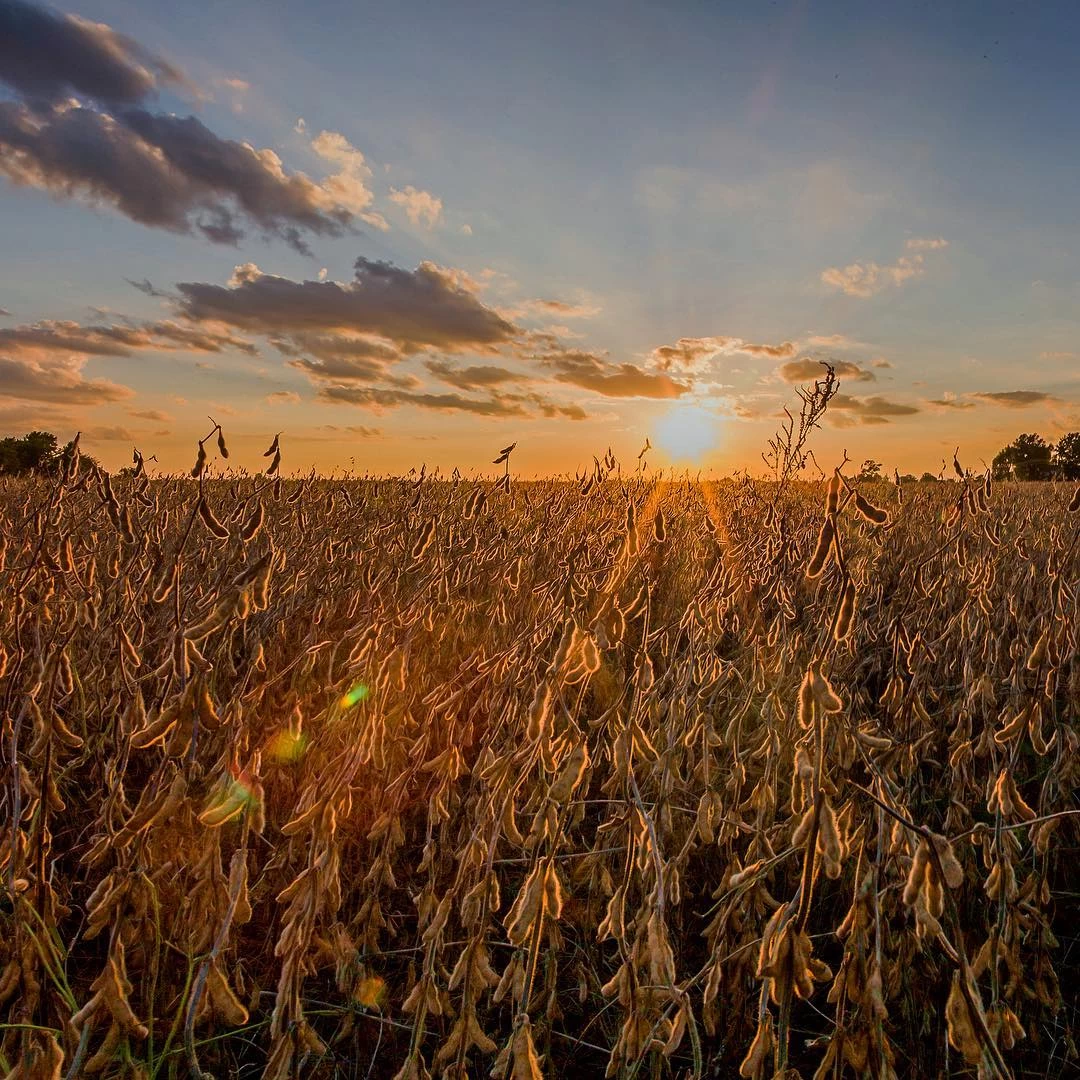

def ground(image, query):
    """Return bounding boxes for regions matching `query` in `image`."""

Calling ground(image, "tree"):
[919,472,939,482]
[857,459,883,481]
[1054,432,1080,480]
[0,430,59,474]
[992,433,1054,481]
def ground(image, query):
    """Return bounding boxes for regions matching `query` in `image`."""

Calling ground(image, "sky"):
[1,0,1078,477]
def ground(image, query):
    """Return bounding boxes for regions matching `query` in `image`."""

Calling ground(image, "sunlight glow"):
[654,404,721,465]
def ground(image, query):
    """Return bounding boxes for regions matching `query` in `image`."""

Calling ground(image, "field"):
[1,456,1078,1078]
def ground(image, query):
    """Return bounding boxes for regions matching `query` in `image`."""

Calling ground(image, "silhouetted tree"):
[857,458,883,481]
[992,433,1054,481]
[0,431,100,476]
[1054,432,1080,480]
[0,430,59,474]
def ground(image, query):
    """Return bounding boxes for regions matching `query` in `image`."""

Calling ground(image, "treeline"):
[0,431,91,475]
[991,432,1080,481]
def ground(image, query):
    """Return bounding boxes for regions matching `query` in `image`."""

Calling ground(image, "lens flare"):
[340,682,370,708]
[267,727,308,763]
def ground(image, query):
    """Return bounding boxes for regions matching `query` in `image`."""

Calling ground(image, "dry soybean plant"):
[0,419,1078,1079]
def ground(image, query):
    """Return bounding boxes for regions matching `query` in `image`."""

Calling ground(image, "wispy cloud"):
[970,390,1059,408]
[388,184,443,228]
[821,238,948,298]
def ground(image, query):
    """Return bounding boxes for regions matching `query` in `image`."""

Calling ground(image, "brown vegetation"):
[1,436,1078,1078]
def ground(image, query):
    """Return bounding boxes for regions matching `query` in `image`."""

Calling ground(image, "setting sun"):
[654,403,721,466]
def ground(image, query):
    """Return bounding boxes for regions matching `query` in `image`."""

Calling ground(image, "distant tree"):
[1054,432,1080,480]
[898,473,918,484]
[992,433,1054,481]
[919,472,939,482]
[857,459,883,481]
[0,430,59,474]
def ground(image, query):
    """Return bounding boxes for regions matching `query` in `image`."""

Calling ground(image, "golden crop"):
[0,455,1077,1078]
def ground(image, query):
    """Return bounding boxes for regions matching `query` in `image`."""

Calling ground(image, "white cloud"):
[822,237,948,298]
[310,130,389,230]
[389,185,443,229]
[906,236,949,251]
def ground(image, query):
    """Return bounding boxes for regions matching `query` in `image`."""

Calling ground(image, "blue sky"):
[1,0,1078,474]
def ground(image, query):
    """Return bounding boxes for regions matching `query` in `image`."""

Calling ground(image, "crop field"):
[1,451,1078,1078]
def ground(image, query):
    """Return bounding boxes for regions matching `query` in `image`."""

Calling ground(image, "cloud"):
[924,394,976,411]
[425,359,530,391]
[804,333,865,350]
[318,385,530,417]
[649,335,796,372]
[265,390,301,404]
[779,358,875,383]
[821,237,947,298]
[389,184,443,228]
[970,390,1059,408]
[0,352,132,404]
[0,0,191,106]
[0,318,256,356]
[0,9,386,252]
[821,255,926,298]
[525,298,600,319]
[871,357,893,369]
[177,259,519,354]
[828,393,919,426]
[539,348,689,399]
[83,424,133,441]
[128,408,172,421]
[906,236,949,251]
[125,277,169,298]
[0,100,359,252]
[309,130,388,230]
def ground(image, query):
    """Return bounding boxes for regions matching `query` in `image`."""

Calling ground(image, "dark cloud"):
[125,277,169,298]
[271,331,400,383]
[0,101,353,252]
[425,359,529,391]
[0,318,256,356]
[828,393,919,426]
[0,0,190,106]
[177,259,519,352]
[970,390,1058,408]
[128,408,172,422]
[779,358,875,383]
[318,385,529,417]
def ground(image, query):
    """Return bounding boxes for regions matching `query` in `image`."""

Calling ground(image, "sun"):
[653,404,720,465]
